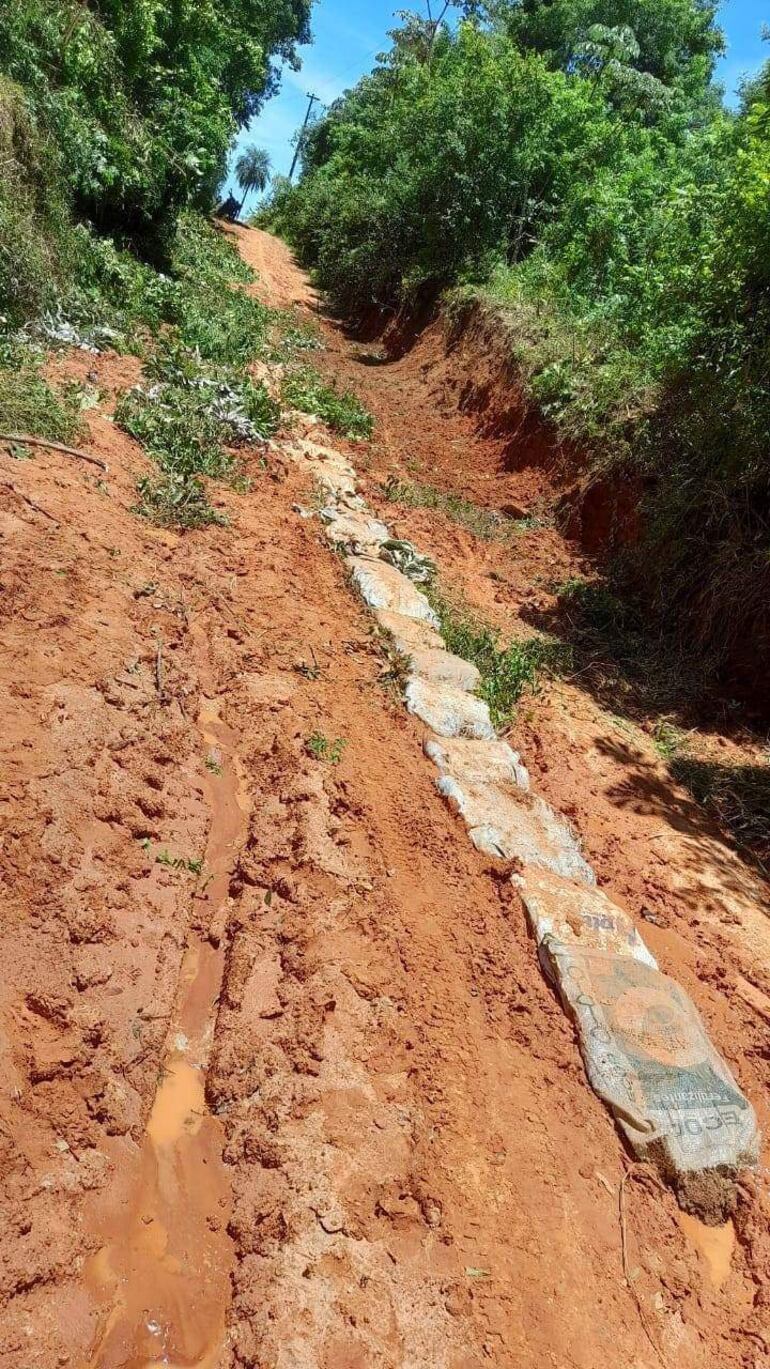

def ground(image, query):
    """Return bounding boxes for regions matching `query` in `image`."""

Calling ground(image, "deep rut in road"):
[84,679,248,1367]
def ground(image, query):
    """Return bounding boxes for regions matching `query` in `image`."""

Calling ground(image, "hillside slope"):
[0,225,767,1367]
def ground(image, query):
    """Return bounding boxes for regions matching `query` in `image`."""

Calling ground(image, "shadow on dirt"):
[524,579,770,875]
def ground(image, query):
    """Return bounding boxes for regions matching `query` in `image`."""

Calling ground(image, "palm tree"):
[234,145,271,218]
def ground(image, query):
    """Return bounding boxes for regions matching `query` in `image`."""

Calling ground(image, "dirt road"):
[0,228,767,1368]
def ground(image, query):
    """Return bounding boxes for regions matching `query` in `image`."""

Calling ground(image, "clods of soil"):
[0,229,767,1369]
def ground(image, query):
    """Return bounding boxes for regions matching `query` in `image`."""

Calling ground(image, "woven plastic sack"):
[520,867,656,967]
[405,676,496,740]
[350,558,440,627]
[545,946,759,1196]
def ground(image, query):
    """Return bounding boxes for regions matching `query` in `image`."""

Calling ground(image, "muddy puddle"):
[82,698,249,1368]
[677,1212,736,1290]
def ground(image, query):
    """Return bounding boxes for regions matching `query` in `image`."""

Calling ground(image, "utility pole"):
[288,92,319,181]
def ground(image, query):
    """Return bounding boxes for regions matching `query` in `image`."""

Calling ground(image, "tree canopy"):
[0,0,312,245]
[490,0,723,99]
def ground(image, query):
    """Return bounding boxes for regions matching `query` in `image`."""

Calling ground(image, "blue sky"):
[225,0,768,211]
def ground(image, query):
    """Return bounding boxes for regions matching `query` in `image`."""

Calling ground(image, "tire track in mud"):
[193,576,486,1366]
[208,739,488,1368]
[83,669,249,1367]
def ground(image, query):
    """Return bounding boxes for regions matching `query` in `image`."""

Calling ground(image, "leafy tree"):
[490,0,724,106]
[0,0,312,249]
[573,23,672,114]
[273,23,615,311]
[235,145,272,216]
[391,2,485,66]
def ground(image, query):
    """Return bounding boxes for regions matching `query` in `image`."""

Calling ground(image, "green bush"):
[272,9,770,694]
[164,215,272,365]
[116,355,277,530]
[70,230,176,338]
[0,76,77,322]
[134,472,229,532]
[117,384,237,485]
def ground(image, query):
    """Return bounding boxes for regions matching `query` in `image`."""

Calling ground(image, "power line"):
[330,39,385,90]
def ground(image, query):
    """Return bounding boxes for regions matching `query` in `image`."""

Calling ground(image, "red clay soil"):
[0,228,767,1369]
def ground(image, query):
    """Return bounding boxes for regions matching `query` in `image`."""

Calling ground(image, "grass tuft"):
[306,731,347,764]
[383,475,536,540]
[133,473,228,530]
[283,366,373,438]
[0,336,82,443]
[427,585,569,728]
[554,575,770,870]
[670,752,770,873]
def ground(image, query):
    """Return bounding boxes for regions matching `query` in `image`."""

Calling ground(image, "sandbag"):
[545,945,760,1204]
[287,431,761,1215]
[376,609,445,654]
[469,801,596,885]
[292,438,358,498]
[407,648,481,692]
[426,736,592,881]
[321,507,389,551]
[425,734,529,794]
[350,558,440,627]
[520,867,656,967]
[405,676,495,740]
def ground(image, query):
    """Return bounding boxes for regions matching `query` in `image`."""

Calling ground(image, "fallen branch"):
[0,433,108,474]
[619,1170,632,1282]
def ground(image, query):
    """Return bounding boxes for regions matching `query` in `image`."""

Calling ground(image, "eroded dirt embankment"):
[0,228,767,1369]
